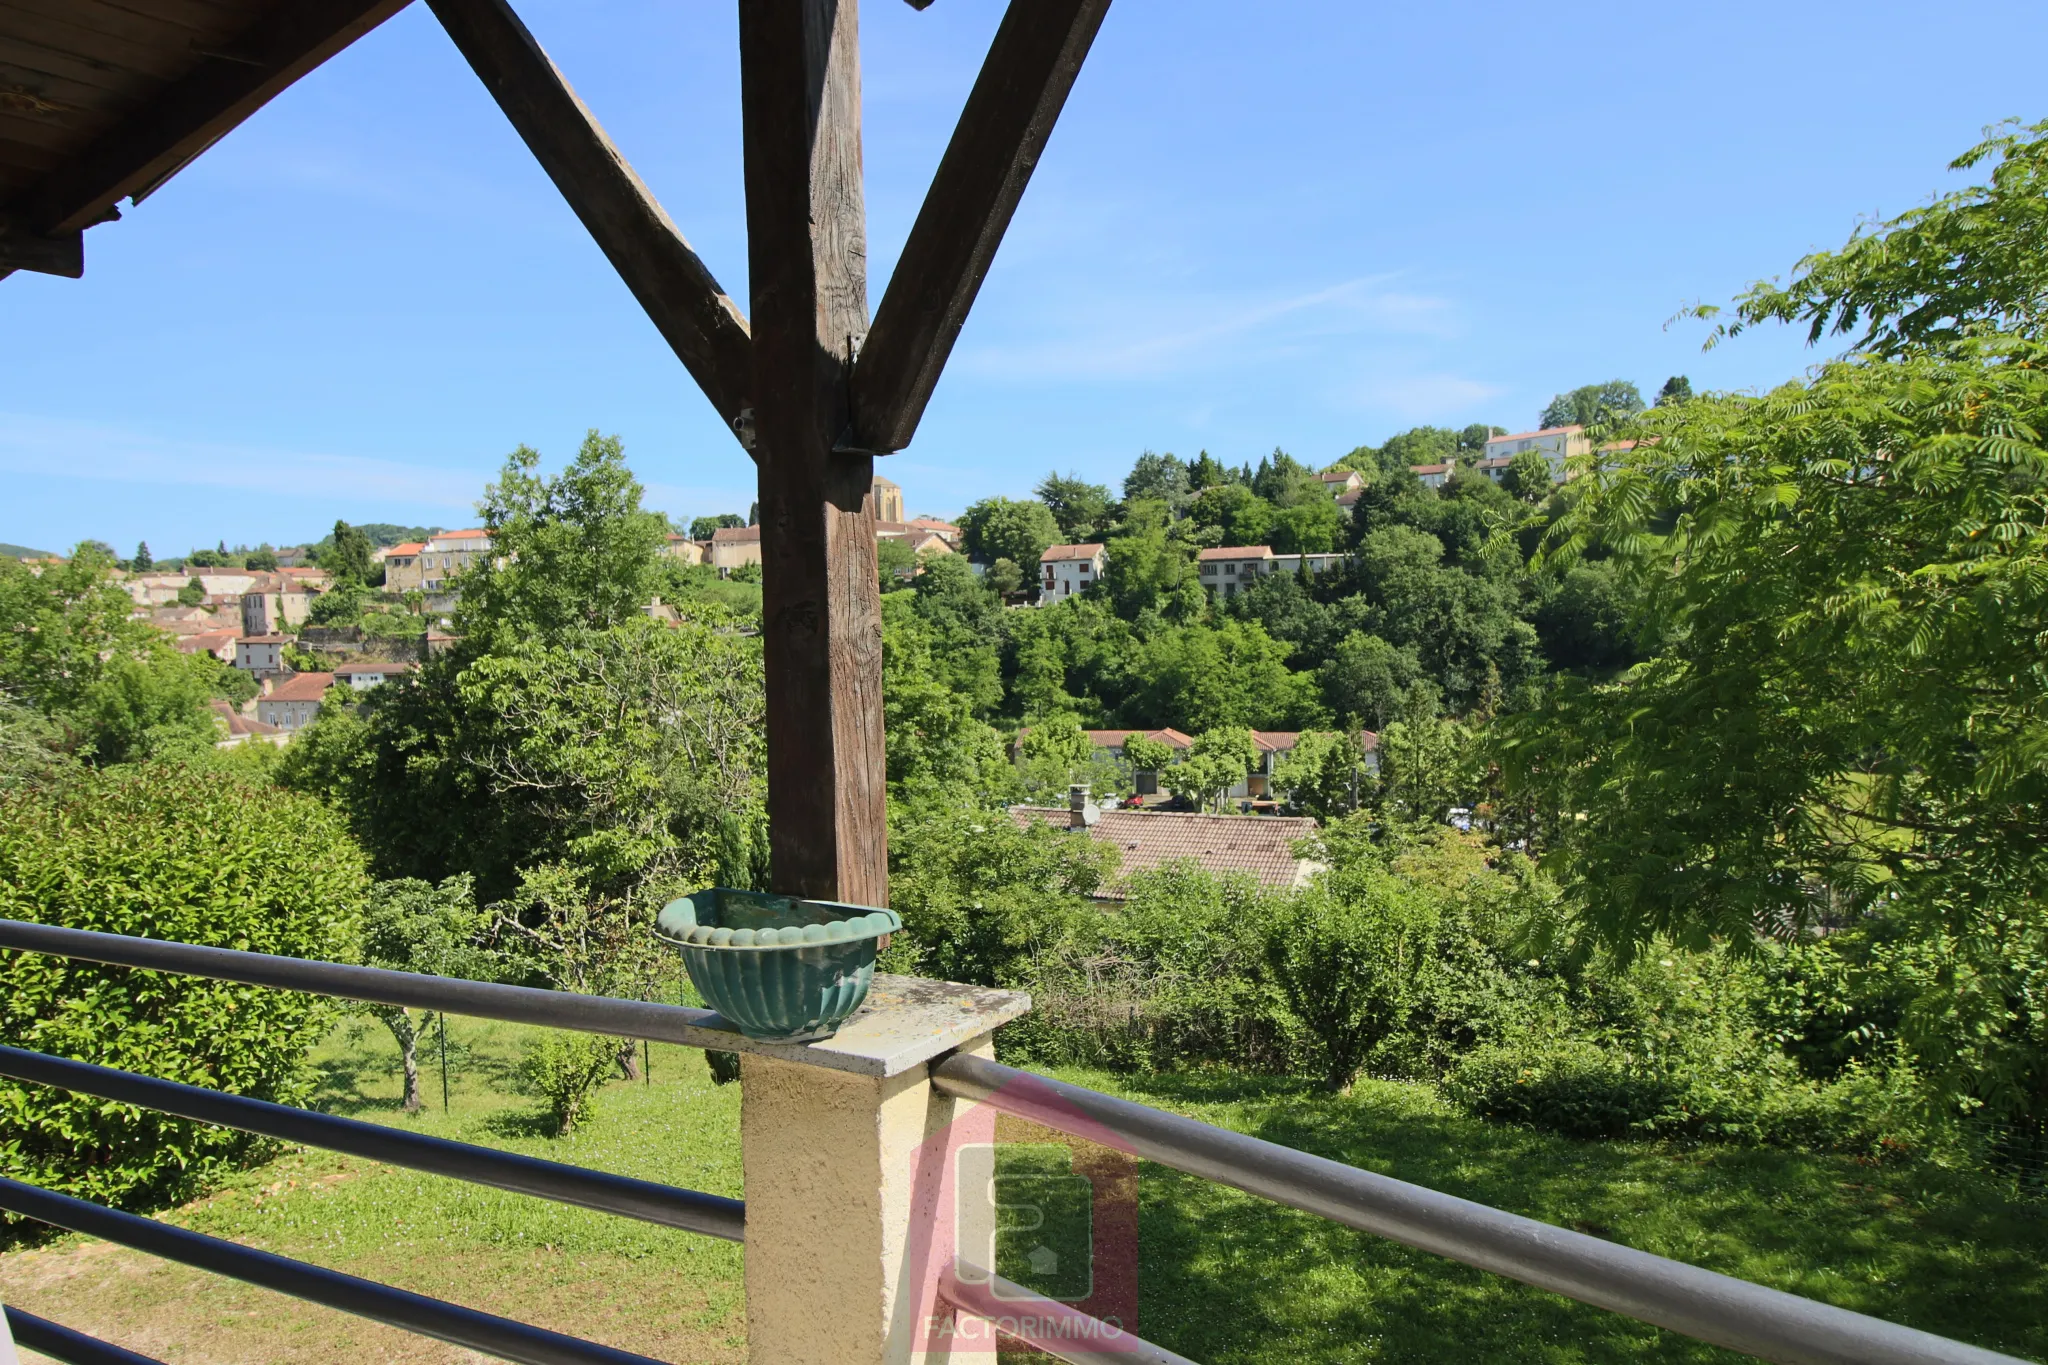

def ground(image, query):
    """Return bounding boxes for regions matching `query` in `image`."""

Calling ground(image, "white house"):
[1038,543,1106,602]
[336,661,412,690]
[708,525,763,578]
[1197,546,1347,597]
[234,635,290,676]
[1317,469,1365,498]
[1410,462,1453,489]
[1483,425,1591,478]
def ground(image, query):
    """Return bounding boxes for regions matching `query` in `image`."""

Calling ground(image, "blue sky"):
[5,0,2045,555]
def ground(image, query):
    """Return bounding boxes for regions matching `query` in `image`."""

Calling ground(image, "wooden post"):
[739,0,888,906]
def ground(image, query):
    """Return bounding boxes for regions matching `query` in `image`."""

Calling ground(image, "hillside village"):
[5,425,1600,888]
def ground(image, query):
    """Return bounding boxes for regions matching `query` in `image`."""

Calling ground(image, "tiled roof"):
[176,631,238,654]
[1476,455,1515,468]
[1409,463,1453,475]
[1040,543,1106,562]
[1084,727,1195,750]
[1486,425,1583,444]
[1335,489,1363,507]
[341,661,411,672]
[1317,469,1359,482]
[266,672,335,702]
[1196,545,1273,561]
[1010,807,1321,893]
[237,634,291,644]
[436,528,490,541]
[711,525,762,544]
[209,700,279,737]
[388,542,425,556]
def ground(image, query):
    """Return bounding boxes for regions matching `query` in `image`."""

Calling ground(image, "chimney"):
[1068,783,1100,831]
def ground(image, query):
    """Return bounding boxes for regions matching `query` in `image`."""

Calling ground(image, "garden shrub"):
[0,765,365,1215]
[516,1030,620,1134]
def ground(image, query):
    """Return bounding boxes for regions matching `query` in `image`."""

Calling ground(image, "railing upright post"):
[733,981,1027,1365]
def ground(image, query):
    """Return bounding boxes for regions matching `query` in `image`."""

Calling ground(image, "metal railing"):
[0,917,2032,1365]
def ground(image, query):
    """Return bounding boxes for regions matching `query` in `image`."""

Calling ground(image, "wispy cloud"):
[0,414,487,510]
[954,275,1463,382]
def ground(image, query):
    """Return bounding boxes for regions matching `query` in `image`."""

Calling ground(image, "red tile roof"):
[388,542,425,556]
[711,525,762,544]
[1196,545,1273,561]
[1039,543,1106,562]
[266,672,335,702]
[1409,463,1453,475]
[436,528,490,541]
[1084,728,1195,750]
[1010,807,1321,893]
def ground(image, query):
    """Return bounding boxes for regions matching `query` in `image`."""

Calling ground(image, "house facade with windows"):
[1483,425,1591,477]
[1317,469,1365,498]
[1038,543,1106,602]
[1410,462,1453,489]
[256,672,334,731]
[708,525,763,577]
[384,530,492,593]
[234,635,290,676]
[1197,546,1347,596]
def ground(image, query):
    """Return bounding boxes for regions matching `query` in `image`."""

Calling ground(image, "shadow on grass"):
[1087,1070,2048,1365]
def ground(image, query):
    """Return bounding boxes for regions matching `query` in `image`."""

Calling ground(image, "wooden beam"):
[0,210,81,277]
[739,0,888,907]
[425,0,755,447]
[15,0,413,235]
[847,0,1111,454]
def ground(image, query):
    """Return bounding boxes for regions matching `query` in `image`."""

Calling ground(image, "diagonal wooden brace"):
[848,0,1113,454]
[427,0,757,450]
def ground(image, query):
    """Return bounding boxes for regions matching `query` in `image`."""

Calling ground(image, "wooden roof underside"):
[0,0,410,280]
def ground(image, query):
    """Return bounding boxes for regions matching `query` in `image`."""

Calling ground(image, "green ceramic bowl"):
[654,888,903,1043]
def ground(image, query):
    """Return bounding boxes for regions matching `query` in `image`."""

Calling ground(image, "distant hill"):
[0,543,54,560]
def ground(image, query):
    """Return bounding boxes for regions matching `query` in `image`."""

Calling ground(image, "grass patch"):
[1048,1067,2048,1364]
[3,1027,2044,1363]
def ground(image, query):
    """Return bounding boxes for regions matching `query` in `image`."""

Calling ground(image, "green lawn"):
[2,1022,2043,1364]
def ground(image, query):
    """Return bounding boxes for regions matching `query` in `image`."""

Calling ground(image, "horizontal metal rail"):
[0,919,719,1045]
[941,1264,1196,1365]
[4,1306,167,1365]
[0,1179,665,1365]
[0,1046,744,1242]
[932,1053,2031,1365]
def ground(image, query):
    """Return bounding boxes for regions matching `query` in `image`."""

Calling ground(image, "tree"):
[308,580,367,626]
[1016,712,1095,793]
[325,520,375,586]
[1269,498,1342,554]
[986,557,1024,599]
[1317,631,1421,729]
[1499,449,1556,501]
[0,546,225,763]
[959,497,1060,584]
[690,513,745,540]
[1703,119,2048,357]
[1121,732,1178,782]
[1539,380,1644,430]
[358,875,494,1111]
[1122,451,1191,511]
[1188,484,1274,547]
[1459,424,1505,454]
[456,431,668,649]
[1273,731,1368,819]
[177,577,205,606]
[882,598,1009,800]
[1176,726,1259,812]
[1499,122,2048,1121]
[1264,869,1439,1091]
[1656,375,1693,405]
[244,546,279,573]
[876,535,918,588]
[1250,449,1321,507]
[133,541,153,572]
[1378,712,1478,825]
[1101,501,1196,618]
[1035,472,1114,541]
[1187,451,1232,490]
